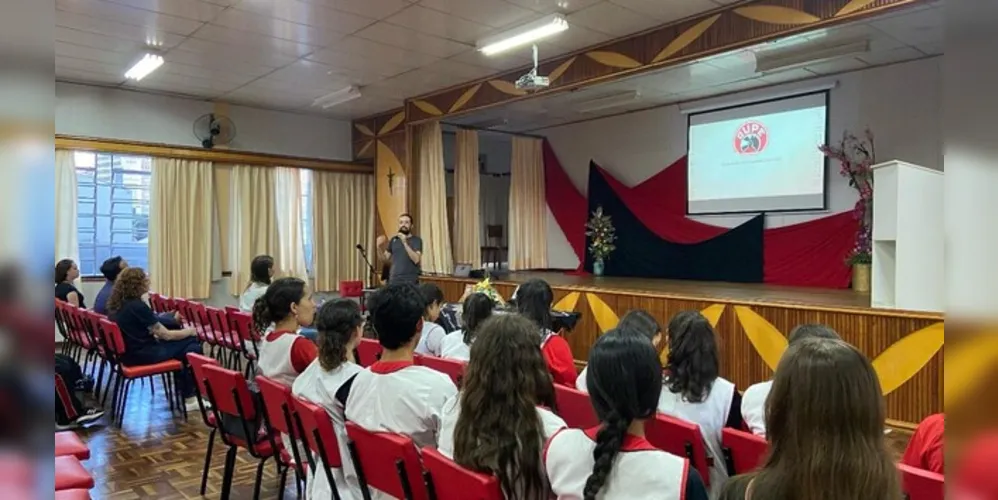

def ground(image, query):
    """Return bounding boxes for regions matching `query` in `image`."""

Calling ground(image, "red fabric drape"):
[543,143,856,288]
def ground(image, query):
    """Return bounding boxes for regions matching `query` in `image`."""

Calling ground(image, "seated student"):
[438,292,494,361]
[93,256,126,314]
[901,413,944,474]
[239,255,274,312]
[741,324,840,437]
[577,309,662,393]
[657,310,742,491]
[341,282,457,448]
[55,259,85,308]
[439,314,565,499]
[545,330,709,500]
[108,267,202,411]
[719,338,901,500]
[516,279,577,387]
[292,299,365,500]
[414,282,447,356]
[254,277,318,387]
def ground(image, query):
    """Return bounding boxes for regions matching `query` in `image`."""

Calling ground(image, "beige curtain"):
[508,137,548,270]
[228,165,279,295]
[453,129,482,268]
[312,170,375,290]
[415,122,453,274]
[149,158,213,298]
[55,150,80,281]
[275,167,308,280]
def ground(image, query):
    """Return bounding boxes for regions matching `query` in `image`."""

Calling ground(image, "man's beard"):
[399,227,411,235]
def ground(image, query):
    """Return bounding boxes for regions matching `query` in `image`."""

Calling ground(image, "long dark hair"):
[247,254,274,289]
[617,309,661,343]
[583,329,663,500]
[454,314,557,500]
[728,338,900,500]
[461,292,494,345]
[252,277,306,332]
[515,279,553,332]
[55,259,74,284]
[315,299,363,371]
[664,310,719,403]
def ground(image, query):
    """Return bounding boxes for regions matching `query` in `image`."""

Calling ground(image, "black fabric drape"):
[585,162,765,283]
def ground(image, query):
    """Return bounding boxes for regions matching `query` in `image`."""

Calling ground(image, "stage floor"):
[431,270,878,312]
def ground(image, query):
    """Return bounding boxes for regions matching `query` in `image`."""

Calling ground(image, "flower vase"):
[593,258,605,277]
[852,263,871,293]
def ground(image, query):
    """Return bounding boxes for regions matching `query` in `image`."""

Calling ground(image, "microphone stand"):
[355,244,379,289]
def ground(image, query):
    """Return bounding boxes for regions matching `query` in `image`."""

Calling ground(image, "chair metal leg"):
[219,446,238,500]
[117,379,133,427]
[277,460,289,500]
[107,374,123,421]
[94,360,107,401]
[251,457,267,500]
[200,428,216,495]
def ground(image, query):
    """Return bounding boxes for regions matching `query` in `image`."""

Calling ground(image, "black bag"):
[218,377,266,443]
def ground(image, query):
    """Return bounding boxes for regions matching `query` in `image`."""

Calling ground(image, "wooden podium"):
[870,160,944,312]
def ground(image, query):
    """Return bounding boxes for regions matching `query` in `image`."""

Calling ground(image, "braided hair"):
[583,329,663,500]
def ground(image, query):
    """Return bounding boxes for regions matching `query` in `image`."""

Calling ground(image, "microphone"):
[355,243,364,250]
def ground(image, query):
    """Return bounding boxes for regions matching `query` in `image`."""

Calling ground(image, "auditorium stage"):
[421,271,944,427]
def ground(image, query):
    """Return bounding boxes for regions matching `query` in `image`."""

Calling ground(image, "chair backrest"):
[553,385,599,429]
[98,318,127,356]
[227,309,257,342]
[339,280,364,298]
[721,428,768,475]
[207,306,238,346]
[356,338,383,367]
[645,413,712,488]
[202,363,258,421]
[186,353,219,400]
[256,375,296,436]
[346,422,429,500]
[292,395,343,468]
[899,463,945,500]
[174,298,196,329]
[415,355,466,386]
[147,293,162,313]
[421,447,503,500]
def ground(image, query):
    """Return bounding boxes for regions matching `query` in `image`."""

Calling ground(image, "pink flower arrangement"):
[819,128,875,265]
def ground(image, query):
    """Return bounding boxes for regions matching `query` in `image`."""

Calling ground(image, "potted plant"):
[819,128,875,292]
[585,205,617,276]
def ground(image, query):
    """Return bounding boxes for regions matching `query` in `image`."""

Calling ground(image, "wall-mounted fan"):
[193,113,236,149]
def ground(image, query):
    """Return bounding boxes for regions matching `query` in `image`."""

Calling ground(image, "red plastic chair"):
[54,456,94,491]
[415,355,466,386]
[899,463,945,500]
[355,338,383,368]
[202,363,277,500]
[79,309,112,402]
[148,293,163,313]
[187,353,220,495]
[256,376,307,497]
[55,489,91,500]
[553,385,599,429]
[645,413,713,488]
[340,280,367,311]
[98,318,186,426]
[421,447,503,500]
[226,308,260,377]
[721,428,768,475]
[55,432,90,460]
[206,306,244,370]
[292,396,345,500]
[346,422,429,500]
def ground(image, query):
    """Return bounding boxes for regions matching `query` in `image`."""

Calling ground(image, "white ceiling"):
[447,1,944,132]
[55,0,738,118]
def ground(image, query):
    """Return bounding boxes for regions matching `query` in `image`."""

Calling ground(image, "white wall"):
[55,82,353,160]
[539,57,943,269]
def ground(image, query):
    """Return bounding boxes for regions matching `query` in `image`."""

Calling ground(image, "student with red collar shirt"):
[516,279,578,387]
[254,277,318,387]
[544,329,708,500]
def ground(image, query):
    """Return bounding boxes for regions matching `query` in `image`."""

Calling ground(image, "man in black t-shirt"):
[376,212,423,284]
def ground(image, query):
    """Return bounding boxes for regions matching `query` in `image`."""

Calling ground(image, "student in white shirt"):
[292,299,365,500]
[340,283,457,486]
[254,277,318,388]
[239,254,274,312]
[740,324,840,437]
[657,311,743,493]
[544,330,708,500]
[414,282,447,356]
[439,313,565,500]
[577,309,662,393]
[439,292,494,361]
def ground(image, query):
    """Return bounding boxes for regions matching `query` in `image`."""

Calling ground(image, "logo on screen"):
[734,121,769,155]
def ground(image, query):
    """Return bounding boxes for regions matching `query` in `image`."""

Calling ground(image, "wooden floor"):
[76,377,914,499]
[434,271,877,310]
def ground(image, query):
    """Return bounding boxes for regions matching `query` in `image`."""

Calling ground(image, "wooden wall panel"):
[422,275,943,426]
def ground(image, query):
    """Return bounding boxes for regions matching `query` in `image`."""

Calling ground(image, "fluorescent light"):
[477,15,568,56]
[124,53,164,81]
[574,91,640,113]
[754,39,869,73]
[312,86,362,109]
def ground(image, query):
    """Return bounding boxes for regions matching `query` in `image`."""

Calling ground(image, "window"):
[300,169,314,275]
[74,151,152,276]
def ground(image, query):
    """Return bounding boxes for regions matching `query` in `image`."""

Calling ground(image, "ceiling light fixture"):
[477,14,568,56]
[124,53,164,81]
[754,39,870,73]
[574,90,641,113]
[312,85,362,109]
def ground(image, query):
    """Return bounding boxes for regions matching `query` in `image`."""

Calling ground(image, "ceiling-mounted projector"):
[515,44,550,91]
